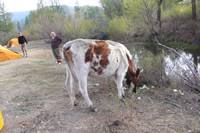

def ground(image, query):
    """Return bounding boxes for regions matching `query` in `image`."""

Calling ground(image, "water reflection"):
[125,43,200,75]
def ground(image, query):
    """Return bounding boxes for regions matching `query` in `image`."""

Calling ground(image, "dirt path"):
[0,40,200,133]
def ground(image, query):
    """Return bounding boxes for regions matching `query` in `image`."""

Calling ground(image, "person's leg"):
[24,43,28,57]
[52,48,61,63]
[21,44,25,57]
[53,48,62,64]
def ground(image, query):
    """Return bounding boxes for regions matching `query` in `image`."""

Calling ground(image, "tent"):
[0,46,22,62]
[6,38,19,48]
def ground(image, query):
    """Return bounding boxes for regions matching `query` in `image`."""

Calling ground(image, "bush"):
[163,4,192,20]
[129,44,169,88]
[23,28,40,41]
[65,18,97,40]
[0,31,18,46]
[108,16,130,40]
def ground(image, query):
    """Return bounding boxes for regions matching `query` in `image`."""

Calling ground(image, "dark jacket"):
[51,36,62,49]
[18,36,28,44]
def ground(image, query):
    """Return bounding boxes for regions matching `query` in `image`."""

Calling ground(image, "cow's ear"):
[136,68,140,78]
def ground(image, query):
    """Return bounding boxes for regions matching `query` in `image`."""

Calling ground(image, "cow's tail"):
[63,42,76,106]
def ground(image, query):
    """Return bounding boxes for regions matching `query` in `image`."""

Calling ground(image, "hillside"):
[11,5,74,24]
[11,11,30,24]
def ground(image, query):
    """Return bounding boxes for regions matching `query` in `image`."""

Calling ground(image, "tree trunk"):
[157,0,163,28]
[192,0,196,20]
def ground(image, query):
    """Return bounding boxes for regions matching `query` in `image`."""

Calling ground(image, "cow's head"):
[126,68,141,93]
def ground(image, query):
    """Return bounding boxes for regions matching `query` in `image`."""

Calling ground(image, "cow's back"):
[63,39,130,77]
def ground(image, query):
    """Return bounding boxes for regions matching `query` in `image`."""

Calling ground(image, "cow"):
[63,39,141,111]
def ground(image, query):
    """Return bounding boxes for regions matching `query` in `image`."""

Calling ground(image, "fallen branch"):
[164,101,181,108]
[153,36,200,92]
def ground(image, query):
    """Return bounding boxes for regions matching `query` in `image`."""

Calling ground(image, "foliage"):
[0,1,16,45]
[133,45,168,87]
[23,27,40,41]
[124,0,157,23]
[0,31,18,45]
[16,21,21,32]
[80,6,103,19]
[100,0,124,18]
[65,16,97,39]
[108,16,130,40]
[123,0,157,38]
[0,1,15,34]
[163,4,192,20]
[22,0,108,42]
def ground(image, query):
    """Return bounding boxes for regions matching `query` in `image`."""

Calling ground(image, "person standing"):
[18,32,28,57]
[50,32,62,64]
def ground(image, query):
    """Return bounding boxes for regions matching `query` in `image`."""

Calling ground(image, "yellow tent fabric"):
[0,46,22,62]
[0,109,4,131]
[6,38,19,48]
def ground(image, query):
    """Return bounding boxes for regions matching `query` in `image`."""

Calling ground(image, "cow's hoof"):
[90,106,97,112]
[74,100,79,106]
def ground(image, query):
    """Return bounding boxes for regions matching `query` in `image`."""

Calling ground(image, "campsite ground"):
[0,40,200,133]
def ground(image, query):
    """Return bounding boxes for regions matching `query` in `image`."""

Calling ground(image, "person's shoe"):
[58,60,62,64]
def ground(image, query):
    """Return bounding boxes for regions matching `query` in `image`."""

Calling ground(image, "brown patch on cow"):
[91,66,103,75]
[64,49,73,64]
[95,41,111,68]
[85,41,111,75]
[93,61,98,66]
[85,43,94,63]
[126,54,134,74]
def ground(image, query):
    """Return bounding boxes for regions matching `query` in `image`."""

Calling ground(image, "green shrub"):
[23,28,40,41]
[0,31,18,46]
[129,45,168,87]
[65,18,97,39]
[163,4,192,20]
[108,16,130,40]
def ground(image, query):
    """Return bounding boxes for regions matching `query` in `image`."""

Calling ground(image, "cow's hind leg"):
[114,73,125,99]
[76,72,97,112]
[65,67,77,106]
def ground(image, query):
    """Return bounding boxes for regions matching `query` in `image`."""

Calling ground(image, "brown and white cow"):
[63,39,140,111]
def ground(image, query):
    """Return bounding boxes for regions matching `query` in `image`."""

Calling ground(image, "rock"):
[94,83,99,86]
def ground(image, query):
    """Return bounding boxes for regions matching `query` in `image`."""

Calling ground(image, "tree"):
[191,0,196,20]
[49,0,67,15]
[75,0,80,18]
[24,16,30,28]
[0,1,14,35]
[37,0,45,9]
[100,0,124,19]
[17,21,21,32]
[156,0,163,28]
[124,0,157,33]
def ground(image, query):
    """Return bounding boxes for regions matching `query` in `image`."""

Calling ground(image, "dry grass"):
[0,40,199,133]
